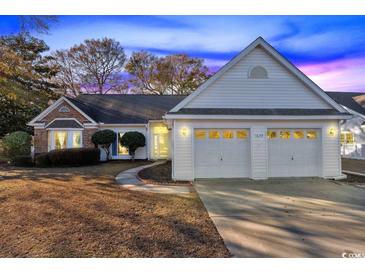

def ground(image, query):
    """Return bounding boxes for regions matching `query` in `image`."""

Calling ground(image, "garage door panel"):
[194,129,250,178]
[268,129,320,177]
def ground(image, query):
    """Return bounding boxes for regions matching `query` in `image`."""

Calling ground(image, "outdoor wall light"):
[328,127,336,137]
[180,127,189,137]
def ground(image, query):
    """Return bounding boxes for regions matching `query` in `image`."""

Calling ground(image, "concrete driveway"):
[194,178,365,257]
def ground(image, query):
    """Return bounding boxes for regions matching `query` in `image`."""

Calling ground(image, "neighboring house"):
[326,92,365,159]
[29,37,351,180]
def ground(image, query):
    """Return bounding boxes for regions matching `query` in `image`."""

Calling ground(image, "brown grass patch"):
[138,161,190,185]
[0,161,229,258]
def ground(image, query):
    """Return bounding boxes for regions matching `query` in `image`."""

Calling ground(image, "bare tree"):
[125,51,211,95]
[51,50,81,97]
[53,38,127,95]
[18,16,58,34]
[69,38,127,94]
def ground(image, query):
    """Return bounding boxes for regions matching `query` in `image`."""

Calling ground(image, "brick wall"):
[34,129,48,154]
[38,101,91,124]
[33,100,99,154]
[83,128,98,148]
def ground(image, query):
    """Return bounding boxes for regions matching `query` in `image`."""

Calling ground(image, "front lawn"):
[0,161,229,258]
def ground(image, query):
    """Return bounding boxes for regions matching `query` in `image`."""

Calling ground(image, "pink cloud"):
[297,57,365,92]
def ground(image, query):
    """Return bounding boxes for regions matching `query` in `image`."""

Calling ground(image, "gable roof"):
[28,96,98,126]
[169,37,346,113]
[326,92,365,116]
[67,94,187,124]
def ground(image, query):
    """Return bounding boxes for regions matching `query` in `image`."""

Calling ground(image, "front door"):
[153,133,169,159]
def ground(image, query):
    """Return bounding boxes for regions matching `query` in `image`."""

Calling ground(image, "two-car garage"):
[194,128,321,179]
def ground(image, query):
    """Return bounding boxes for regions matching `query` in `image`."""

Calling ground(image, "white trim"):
[28,96,98,126]
[47,128,85,131]
[33,123,45,129]
[99,123,147,127]
[341,105,365,119]
[45,118,84,128]
[164,114,352,120]
[169,37,347,113]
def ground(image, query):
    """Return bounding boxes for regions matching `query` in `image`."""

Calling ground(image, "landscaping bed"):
[0,161,229,258]
[138,161,191,185]
[341,173,365,185]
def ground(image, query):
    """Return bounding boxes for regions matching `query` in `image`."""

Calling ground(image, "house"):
[28,37,351,180]
[326,92,365,159]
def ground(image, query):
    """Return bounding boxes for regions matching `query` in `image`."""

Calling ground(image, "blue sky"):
[1,15,365,91]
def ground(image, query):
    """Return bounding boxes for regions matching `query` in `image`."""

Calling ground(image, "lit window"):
[249,66,268,79]
[341,132,355,144]
[54,131,67,149]
[307,130,317,139]
[72,131,82,148]
[294,131,304,139]
[209,130,220,139]
[280,130,291,139]
[267,130,277,139]
[223,130,233,139]
[118,132,129,155]
[153,126,168,134]
[195,130,206,140]
[51,130,83,151]
[236,130,248,139]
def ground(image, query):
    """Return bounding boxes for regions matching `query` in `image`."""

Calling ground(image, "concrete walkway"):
[115,161,191,195]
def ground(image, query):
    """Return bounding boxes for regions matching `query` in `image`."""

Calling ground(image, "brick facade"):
[83,128,98,148]
[34,128,48,154]
[38,101,91,124]
[33,100,99,154]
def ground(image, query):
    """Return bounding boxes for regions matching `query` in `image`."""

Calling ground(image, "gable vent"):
[249,66,268,79]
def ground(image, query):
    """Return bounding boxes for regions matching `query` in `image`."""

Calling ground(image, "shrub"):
[91,130,116,160]
[2,131,32,165]
[12,156,33,167]
[47,148,100,166]
[35,153,51,167]
[120,131,146,161]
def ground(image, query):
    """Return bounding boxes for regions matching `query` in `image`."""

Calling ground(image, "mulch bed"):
[341,173,365,185]
[138,161,191,185]
[0,161,229,258]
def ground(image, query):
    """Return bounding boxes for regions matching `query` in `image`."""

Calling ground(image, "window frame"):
[48,129,83,151]
[248,65,269,79]
[117,132,129,156]
[341,132,355,145]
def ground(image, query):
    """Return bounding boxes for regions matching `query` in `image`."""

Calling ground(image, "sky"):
[1,15,365,92]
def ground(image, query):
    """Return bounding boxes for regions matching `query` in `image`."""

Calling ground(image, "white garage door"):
[194,129,250,178]
[268,129,321,177]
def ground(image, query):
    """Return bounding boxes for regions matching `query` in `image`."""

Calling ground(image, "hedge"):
[35,148,100,167]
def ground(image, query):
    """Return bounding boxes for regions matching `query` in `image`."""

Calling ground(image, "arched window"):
[249,66,268,79]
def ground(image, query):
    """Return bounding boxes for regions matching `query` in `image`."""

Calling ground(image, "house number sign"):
[254,133,264,139]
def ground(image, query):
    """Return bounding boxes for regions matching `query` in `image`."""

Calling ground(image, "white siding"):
[322,121,342,177]
[250,126,268,179]
[172,120,194,180]
[172,119,342,181]
[184,47,331,109]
